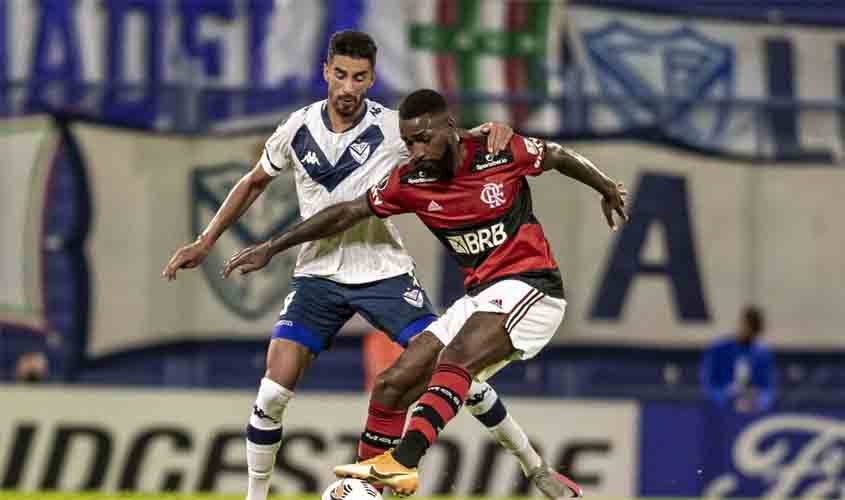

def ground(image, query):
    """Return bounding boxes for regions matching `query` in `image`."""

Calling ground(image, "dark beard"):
[333,95,362,117]
[416,148,455,179]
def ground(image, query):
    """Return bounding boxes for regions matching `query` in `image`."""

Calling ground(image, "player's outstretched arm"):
[162,162,274,280]
[542,141,628,230]
[221,195,374,277]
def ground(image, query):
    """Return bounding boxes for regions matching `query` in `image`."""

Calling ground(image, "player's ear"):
[447,114,456,129]
[323,62,330,83]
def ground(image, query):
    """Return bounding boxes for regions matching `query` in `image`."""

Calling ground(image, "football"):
[321,478,382,500]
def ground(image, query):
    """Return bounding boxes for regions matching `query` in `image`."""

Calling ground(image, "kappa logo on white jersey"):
[480,183,506,208]
[302,151,320,165]
[350,142,371,164]
[427,200,443,212]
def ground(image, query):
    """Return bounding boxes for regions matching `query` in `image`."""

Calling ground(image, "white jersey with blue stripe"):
[260,99,414,284]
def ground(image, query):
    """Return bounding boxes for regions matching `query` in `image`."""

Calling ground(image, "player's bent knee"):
[264,338,314,389]
[249,377,295,433]
[373,365,412,400]
[439,341,473,370]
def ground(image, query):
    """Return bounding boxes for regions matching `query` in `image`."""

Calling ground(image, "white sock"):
[246,378,294,500]
[465,381,543,476]
[491,415,544,476]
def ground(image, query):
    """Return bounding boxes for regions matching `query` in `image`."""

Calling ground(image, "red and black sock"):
[358,400,408,461]
[393,363,471,468]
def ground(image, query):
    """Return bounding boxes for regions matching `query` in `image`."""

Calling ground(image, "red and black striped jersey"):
[367,134,563,298]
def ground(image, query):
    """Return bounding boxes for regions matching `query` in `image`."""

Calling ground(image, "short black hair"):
[328,31,377,68]
[399,89,448,120]
[743,305,765,334]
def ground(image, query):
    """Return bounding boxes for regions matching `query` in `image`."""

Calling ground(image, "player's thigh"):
[379,331,444,390]
[501,287,566,361]
[373,331,444,408]
[440,311,514,376]
[439,280,562,376]
[351,273,437,346]
[272,277,355,355]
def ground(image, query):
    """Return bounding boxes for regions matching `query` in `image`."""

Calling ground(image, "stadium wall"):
[35,121,845,352]
[0,385,840,497]
[2,115,845,385]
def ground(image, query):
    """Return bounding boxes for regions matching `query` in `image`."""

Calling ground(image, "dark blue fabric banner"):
[640,402,845,498]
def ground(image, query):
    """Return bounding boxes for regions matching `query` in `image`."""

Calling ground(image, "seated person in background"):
[700,305,776,413]
[15,351,49,383]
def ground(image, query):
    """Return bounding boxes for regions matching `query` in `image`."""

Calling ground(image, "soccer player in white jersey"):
[163,31,580,500]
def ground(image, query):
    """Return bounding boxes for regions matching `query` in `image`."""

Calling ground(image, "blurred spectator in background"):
[701,305,776,413]
[14,351,49,383]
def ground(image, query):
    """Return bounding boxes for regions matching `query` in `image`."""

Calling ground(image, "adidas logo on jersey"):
[489,298,503,309]
[427,200,443,212]
[302,151,320,165]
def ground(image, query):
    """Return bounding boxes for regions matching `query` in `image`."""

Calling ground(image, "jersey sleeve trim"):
[260,150,280,177]
[263,145,282,171]
[366,189,390,218]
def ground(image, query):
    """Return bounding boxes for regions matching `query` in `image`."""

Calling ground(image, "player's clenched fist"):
[161,238,211,280]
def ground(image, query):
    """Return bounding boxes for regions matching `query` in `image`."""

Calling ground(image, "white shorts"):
[426,280,566,380]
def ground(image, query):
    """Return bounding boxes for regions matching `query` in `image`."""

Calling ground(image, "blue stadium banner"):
[640,402,845,498]
[568,4,845,161]
[572,1,845,27]
[3,1,843,161]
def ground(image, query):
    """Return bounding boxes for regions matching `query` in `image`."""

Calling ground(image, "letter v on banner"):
[589,172,710,322]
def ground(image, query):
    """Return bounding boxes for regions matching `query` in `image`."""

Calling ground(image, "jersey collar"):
[321,99,369,133]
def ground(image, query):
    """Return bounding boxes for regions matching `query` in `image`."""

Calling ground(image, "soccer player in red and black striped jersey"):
[223,89,627,496]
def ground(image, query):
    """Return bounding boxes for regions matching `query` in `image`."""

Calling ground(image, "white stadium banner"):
[0,386,639,496]
[523,141,845,349]
[367,141,845,351]
[73,122,446,357]
[74,124,296,356]
[77,123,845,353]
[0,115,56,332]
